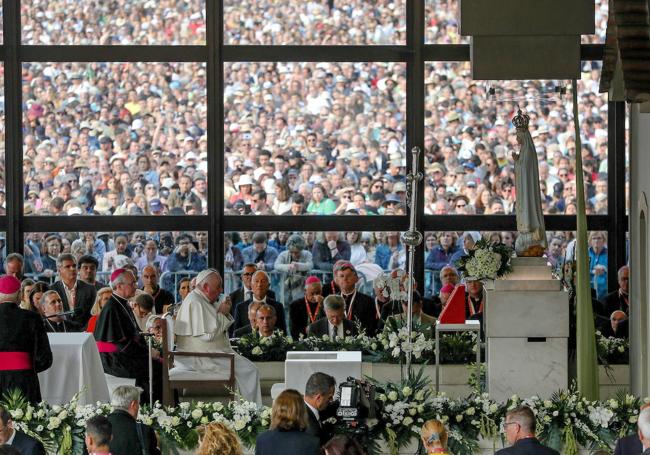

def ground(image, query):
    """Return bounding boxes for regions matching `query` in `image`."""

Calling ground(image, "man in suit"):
[307,295,357,338]
[0,405,46,455]
[304,372,336,446]
[333,261,377,335]
[637,407,650,455]
[40,290,82,333]
[613,403,648,455]
[51,253,97,327]
[601,265,630,318]
[233,271,285,334]
[496,405,559,455]
[233,301,261,338]
[84,415,112,455]
[107,385,160,455]
[229,263,275,319]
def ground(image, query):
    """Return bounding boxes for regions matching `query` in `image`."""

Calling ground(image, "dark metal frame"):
[1,0,626,292]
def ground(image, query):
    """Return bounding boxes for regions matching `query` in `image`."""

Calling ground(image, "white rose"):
[409,408,417,416]
[171,416,181,426]
[388,391,398,401]
[11,409,24,420]
[378,394,387,402]
[251,347,263,356]
[630,416,638,424]
[456,415,463,422]
[402,387,412,397]
[415,391,425,401]
[403,416,413,426]
[233,419,247,431]
[191,409,203,420]
[47,417,61,430]
[465,407,475,416]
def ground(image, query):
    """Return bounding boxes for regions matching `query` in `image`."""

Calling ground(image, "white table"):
[285,351,362,393]
[38,333,110,405]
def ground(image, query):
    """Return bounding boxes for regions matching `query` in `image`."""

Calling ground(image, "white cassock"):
[173,289,262,405]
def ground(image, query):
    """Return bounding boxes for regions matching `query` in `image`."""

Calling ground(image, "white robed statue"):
[512,110,547,257]
[174,269,262,405]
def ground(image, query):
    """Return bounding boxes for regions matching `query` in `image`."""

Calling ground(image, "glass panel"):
[423,62,607,215]
[224,230,409,297]
[224,62,407,216]
[23,62,207,216]
[582,0,608,44]
[224,0,406,45]
[21,0,206,45]
[425,0,467,44]
[24,231,208,298]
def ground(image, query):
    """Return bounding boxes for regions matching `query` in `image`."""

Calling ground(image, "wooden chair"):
[161,317,236,406]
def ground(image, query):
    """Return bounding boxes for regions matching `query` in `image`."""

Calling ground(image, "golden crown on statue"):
[512,109,530,130]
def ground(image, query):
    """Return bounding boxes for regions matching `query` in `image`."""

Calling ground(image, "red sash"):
[96,341,119,353]
[0,352,32,370]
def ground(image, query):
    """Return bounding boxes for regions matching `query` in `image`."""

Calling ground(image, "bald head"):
[141,265,159,288]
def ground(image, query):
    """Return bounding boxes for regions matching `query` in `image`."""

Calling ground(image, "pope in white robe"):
[173,269,262,405]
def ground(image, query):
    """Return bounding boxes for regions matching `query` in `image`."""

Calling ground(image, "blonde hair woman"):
[254,389,319,455]
[196,422,242,455]
[421,419,451,455]
[85,287,113,333]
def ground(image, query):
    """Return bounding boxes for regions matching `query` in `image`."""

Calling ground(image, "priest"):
[94,268,162,405]
[174,269,262,405]
[0,275,52,404]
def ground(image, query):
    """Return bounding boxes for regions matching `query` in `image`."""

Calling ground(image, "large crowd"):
[12,1,612,219]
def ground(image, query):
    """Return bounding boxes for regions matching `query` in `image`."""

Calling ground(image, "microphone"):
[42,309,78,320]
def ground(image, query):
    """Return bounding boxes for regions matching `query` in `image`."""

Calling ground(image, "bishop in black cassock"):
[0,275,52,404]
[94,268,162,404]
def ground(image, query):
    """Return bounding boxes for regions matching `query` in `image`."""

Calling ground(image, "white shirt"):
[7,428,16,445]
[327,321,344,338]
[62,280,78,309]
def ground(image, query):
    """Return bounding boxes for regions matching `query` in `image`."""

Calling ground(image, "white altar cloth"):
[38,333,110,405]
[285,351,362,393]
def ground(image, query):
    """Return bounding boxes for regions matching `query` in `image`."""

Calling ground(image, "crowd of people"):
[0,227,623,329]
[12,1,612,222]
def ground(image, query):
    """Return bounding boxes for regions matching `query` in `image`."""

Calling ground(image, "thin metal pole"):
[148,335,153,406]
[402,147,423,376]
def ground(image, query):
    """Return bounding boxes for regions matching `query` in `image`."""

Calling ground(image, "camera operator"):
[304,372,337,445]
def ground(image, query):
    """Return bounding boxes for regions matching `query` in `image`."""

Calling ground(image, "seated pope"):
[174,269,262,405]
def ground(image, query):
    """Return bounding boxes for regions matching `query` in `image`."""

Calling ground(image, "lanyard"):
[467,296,483,316]
[341,290,357,320]
[305,298,321,324]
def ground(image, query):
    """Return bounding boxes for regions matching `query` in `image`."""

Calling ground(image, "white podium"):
[485,257,569,401]
[284,351,362,393]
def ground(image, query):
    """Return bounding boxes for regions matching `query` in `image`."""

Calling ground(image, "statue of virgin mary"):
[512,110,547,256]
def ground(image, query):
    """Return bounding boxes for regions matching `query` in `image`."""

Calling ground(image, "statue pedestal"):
[485,257,569,401]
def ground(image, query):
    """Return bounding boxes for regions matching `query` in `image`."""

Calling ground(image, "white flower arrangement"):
[1,382,645,455]
[373,269,410,302]
[464,249,502,281]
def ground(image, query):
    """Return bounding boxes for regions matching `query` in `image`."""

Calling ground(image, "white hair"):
[110,385,141,410]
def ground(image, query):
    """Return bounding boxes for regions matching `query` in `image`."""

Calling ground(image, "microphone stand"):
[401,147,423,378]
[140,332,155,406]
